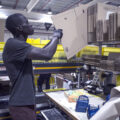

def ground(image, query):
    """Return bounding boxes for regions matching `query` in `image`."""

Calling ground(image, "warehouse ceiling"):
[0,0,120,19]
[0,0,120,32]
[0,0,90,15]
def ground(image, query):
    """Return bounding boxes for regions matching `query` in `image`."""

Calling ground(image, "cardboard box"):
[87,3,120,42]
[52,4,88,59]
[96,20,103,41]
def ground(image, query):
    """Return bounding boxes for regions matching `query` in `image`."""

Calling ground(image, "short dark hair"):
[6,13,26,35]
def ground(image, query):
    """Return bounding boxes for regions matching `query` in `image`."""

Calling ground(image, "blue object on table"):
[106,94,110,102]
[103,94,110,105]
[75,95,89,112]
[87,105,99,119]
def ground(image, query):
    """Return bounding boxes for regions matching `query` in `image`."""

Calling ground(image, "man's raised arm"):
[27,29,63,60]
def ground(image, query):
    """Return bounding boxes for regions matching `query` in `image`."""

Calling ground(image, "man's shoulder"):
[5,38,32,53]
[6,38,17,45]
[6,38,13,42]
[6,38,29,47]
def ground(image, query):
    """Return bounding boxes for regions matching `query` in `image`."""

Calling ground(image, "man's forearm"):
[43,36,59,58]
[27,36,59,60]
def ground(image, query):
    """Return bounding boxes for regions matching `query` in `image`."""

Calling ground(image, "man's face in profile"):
[18,15,34,35]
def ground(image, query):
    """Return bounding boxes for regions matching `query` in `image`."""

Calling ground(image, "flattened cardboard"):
[52,5,88,59]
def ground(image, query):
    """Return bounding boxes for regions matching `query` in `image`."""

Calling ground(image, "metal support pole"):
[98,42,102,55]
[77,68,81,88]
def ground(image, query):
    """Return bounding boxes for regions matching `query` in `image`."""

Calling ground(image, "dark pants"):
[37,74,51,92]
[9,105,36,120]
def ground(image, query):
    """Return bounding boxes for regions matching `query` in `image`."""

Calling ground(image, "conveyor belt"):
[33,62,82,74]
[0,62,83,76]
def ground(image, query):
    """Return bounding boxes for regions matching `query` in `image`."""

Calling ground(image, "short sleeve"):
[6,39,32,62]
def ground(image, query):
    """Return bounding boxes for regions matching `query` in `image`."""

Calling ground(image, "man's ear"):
[16,25,23,32]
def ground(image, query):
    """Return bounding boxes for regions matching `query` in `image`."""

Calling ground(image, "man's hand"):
[53,29,63,39]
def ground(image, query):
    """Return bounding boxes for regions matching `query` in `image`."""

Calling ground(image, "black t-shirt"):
[2,38,35,106]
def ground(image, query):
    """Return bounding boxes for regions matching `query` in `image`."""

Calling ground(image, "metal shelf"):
[96,67,120,75]
[88,41,120,45]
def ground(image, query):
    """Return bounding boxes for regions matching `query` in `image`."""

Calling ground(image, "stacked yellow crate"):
[0,42,5,52]
[76,46,99,58]
[102,47,120,56]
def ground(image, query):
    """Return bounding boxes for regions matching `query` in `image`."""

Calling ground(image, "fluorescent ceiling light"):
[0,5,2,8]
[0,13,7,19]
[48,11,52,15]
[47,8,53,15]
[29,15,53,23]
[40,16,53,23]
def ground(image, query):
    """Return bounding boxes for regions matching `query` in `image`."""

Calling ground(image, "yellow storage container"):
[40,40,50,44]
[102,47,120,56]
[32,38,40,44]
[116,75,120,86]
[26,38,33,44]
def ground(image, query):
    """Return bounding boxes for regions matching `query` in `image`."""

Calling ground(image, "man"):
[37,73,51,92]
[2,13,63,120]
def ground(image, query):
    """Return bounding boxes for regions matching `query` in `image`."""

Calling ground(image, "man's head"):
[6,13,34,36]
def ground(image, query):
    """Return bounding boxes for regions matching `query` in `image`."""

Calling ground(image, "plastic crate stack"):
[75,95,100,119]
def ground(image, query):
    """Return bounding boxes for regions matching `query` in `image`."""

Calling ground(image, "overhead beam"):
[87,0,112,6]
[26,0,39,13]
[13,0,19,9]
[0,8,52,21]
[40,0,52,11]
[61,0,81,13]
